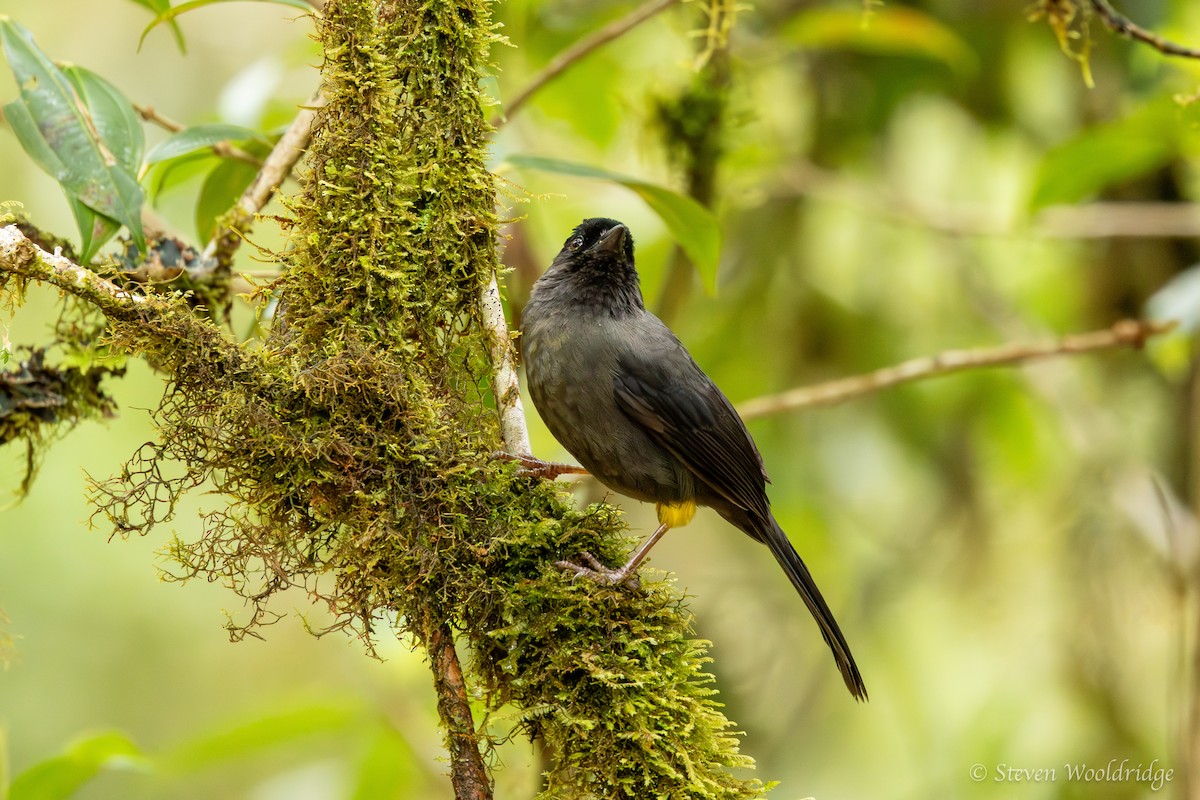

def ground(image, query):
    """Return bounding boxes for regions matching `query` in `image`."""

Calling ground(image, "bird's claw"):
[555,552,641,590]
[492,451,589,480]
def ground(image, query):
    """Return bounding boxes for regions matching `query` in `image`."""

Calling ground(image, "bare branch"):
[778,162,1200,239]
[427,619,490,800]
[202,87,329,266]
[1090,0,1200,59]
[1036,203,1200,239]
[494,0,681,129]
[736,319,1175,420]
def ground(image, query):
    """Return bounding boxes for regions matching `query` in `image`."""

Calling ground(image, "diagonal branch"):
[736,319,1175,420]
[494,0,681,128]
[202,87,329,268]
[1089,0,1200,59]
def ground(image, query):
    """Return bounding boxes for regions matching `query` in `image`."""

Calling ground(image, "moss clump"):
[0,344,121,496]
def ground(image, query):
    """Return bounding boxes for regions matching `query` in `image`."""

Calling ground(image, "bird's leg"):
[556,522,671,586]
[492,451,589,480]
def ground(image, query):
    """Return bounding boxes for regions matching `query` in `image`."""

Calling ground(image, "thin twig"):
[778,162,1200,239]
[480,272,532,456]
[1089,0,1200,59]
[494,0,681,128]
[133,103,263,168]
[202,87,328,266]
[736,319,1175,420]
[1036,203,1200,239]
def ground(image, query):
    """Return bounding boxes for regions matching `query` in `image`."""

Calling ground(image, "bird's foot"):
[555,551,640,590]
[492,451,589,480]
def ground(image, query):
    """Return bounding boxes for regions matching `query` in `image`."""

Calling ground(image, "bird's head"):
[553,218,636,270]
[535,218,644,314]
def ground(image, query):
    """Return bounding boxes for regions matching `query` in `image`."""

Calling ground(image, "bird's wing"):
[613,338,770,519]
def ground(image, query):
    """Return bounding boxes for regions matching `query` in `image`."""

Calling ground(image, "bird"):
[518,217,867,701]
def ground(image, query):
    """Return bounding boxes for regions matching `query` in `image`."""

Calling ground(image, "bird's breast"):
[522,307,694,506]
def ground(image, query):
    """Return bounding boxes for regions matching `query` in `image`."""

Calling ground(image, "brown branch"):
[202,87,328,267]
[1090,0,1200,59]
[736,319,1175,420]
[1036,203,1200,239]
[778,162,1200,239]
[493,0,681,128]
[426,619,491,800]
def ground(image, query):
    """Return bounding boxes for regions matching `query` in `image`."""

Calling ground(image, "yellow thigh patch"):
[656,499,696,528]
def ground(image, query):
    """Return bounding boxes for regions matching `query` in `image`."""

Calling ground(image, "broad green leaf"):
[195,156,259,242]
[66,195,122,263]
[0,19,145,253]
[506,154,722,294]
[782,7,978,78]
[145,123,268,165]
[1030,99,1180,210]
[62,65,145,174]
[160,704,362,773]
[145,151,221,203]
[10,731,147,800]
[139,0,314,49]
[350,726,423,800]
[1,96,65,177]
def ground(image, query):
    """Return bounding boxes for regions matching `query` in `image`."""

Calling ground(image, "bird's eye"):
[567,236,585,251]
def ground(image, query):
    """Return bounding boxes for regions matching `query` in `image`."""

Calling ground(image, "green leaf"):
[1,96,66,177]
[66,195,122,263]
[160,704,362,773]
[782,7,978,78]
[139,0,314,49]
[0,19,145,254]
[350,726,423,800]
[506,155,722,294]
[1030,99,1180,210]
[144,151,221,204]
[195,157,259,242]
[10,731,148,800]
[145,123,267,165]
[62,65,145,174]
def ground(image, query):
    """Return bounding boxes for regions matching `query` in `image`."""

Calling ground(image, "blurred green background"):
[2,0,1198,797]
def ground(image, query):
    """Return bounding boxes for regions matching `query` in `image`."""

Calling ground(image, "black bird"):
[520,217,867,700]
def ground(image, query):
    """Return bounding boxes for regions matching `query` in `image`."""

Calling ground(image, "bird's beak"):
[593,224,627,255]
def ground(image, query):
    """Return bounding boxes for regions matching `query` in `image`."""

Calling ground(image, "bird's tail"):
[758,515,868,701]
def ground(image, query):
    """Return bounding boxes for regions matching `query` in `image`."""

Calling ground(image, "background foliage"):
[1,0,1198,798]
